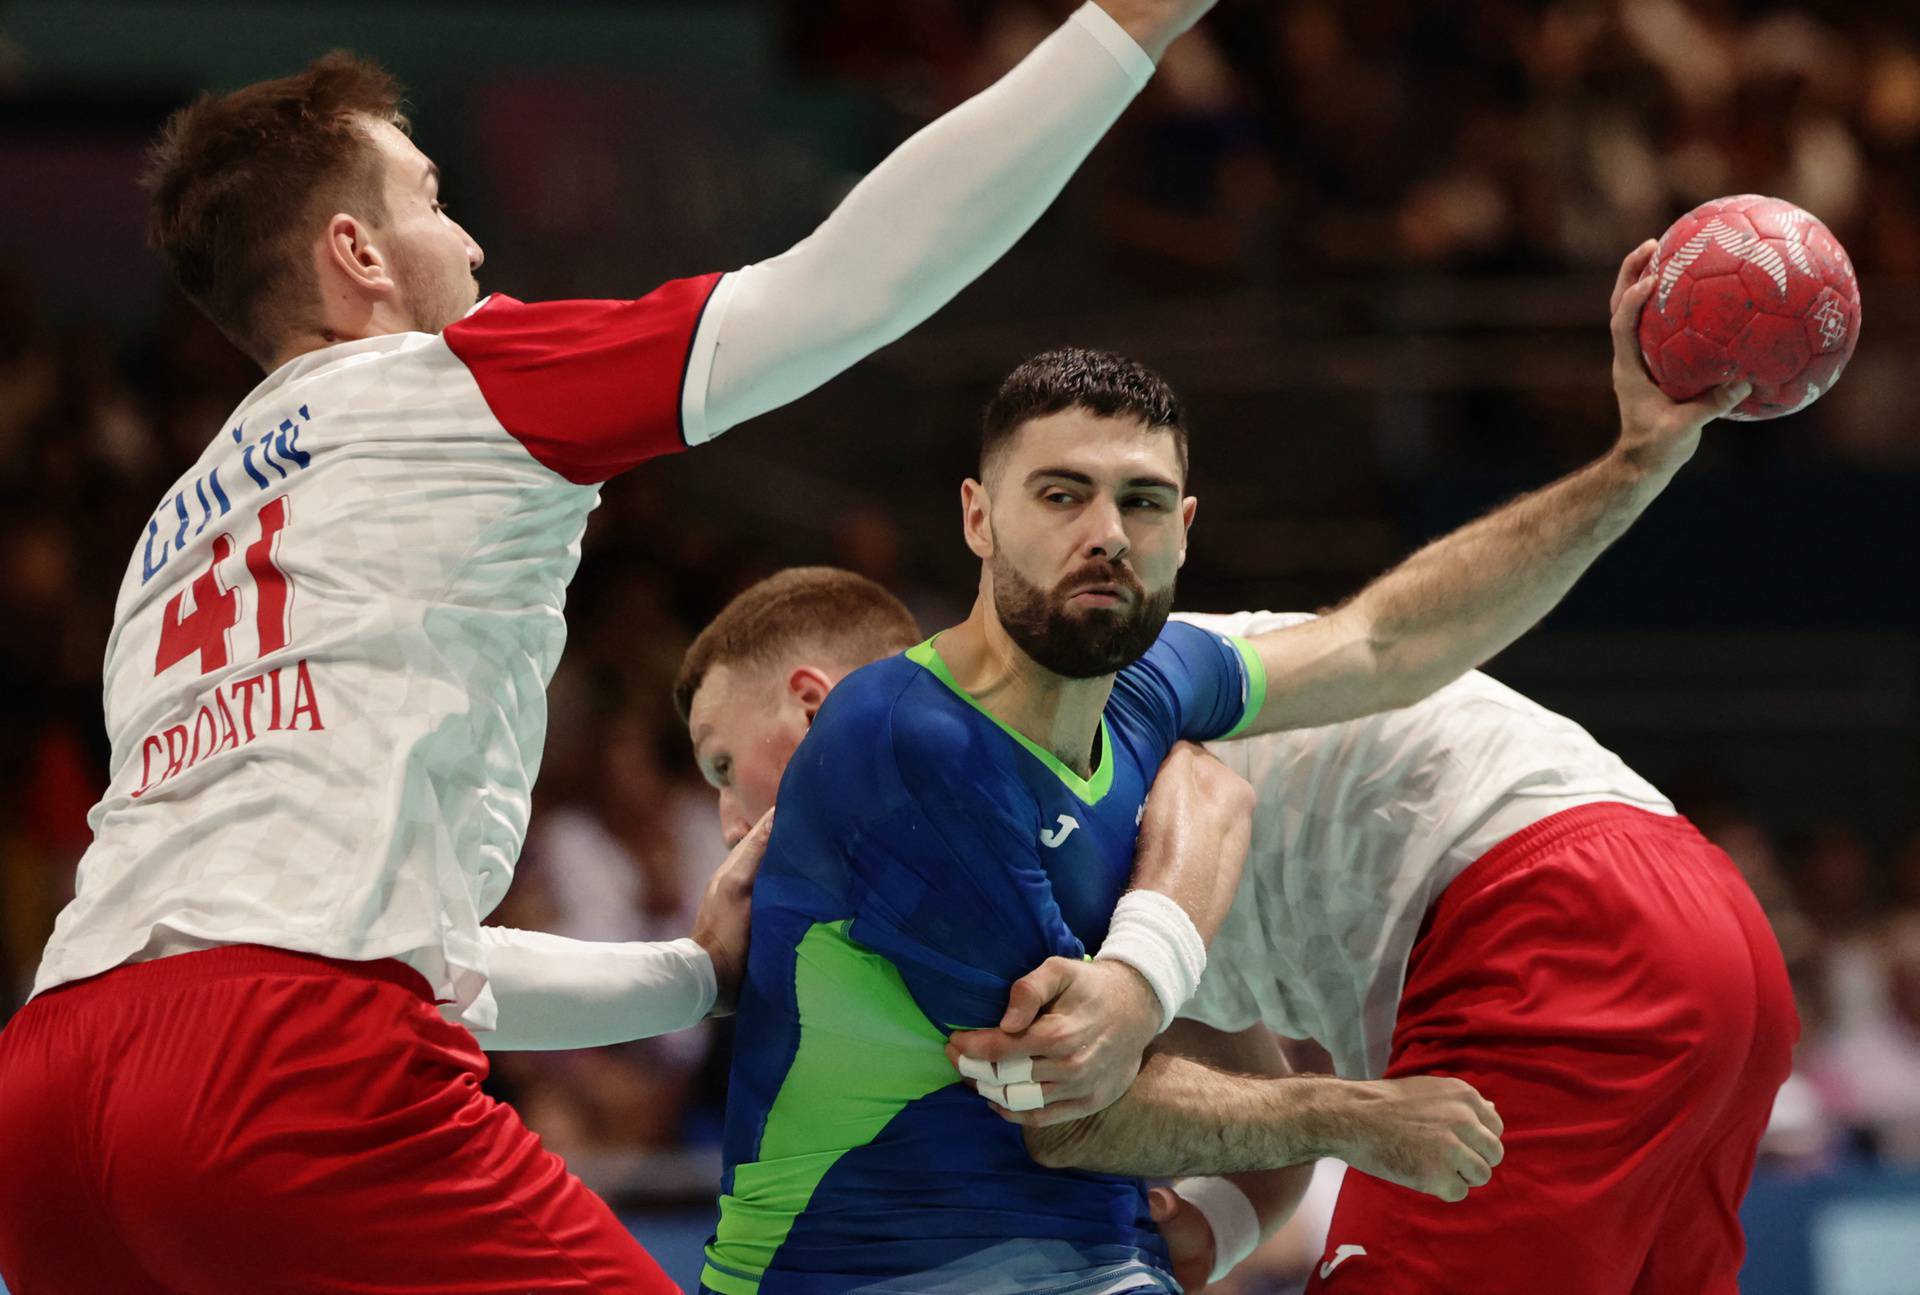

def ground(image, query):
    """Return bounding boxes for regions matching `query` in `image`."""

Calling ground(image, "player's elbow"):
[1375,639,1471,711]
[1343,603,1458,713]
[1161,742,1255,819]
[1023,1120,1091,1170]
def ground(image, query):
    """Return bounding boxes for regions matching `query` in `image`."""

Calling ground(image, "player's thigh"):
[1629,1101,1769,1295]
[1633,871,1799,1295]
[135,1055,676,1294]
[100,970,677,1294]
[1300,1052,1672,1295]
[0,1002,180,1295]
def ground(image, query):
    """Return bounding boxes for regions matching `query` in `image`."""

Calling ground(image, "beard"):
[992,553,1176,680]
[391,238,477,334]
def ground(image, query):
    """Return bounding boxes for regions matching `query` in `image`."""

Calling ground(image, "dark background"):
[1,3,1917,1290]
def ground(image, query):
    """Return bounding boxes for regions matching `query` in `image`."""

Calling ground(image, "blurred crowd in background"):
[2,2,1919,1281]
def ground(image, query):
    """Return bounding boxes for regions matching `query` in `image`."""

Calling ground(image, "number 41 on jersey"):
[155,495,294,677]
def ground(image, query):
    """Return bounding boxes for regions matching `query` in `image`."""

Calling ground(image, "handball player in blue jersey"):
[685,348,1551,1295]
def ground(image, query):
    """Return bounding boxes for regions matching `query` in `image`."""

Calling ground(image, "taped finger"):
[1002,1081,1045,1112]
[993,1056,1034,1085]
[956,1056,998,1084]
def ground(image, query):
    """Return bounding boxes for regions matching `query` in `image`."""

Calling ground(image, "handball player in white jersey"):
[0,3,1223,1291]
[679,581,1794,1295]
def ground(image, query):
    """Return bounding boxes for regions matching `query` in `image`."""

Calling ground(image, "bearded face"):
[990,550,1175,679]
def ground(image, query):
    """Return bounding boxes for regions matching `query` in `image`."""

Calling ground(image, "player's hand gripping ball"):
[1637,195,1861,420]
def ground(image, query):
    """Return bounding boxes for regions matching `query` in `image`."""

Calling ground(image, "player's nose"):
[1081,495,1130,561]
[720,794,751,849]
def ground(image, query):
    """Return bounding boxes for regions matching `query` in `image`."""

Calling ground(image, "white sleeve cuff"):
[668,935,719,1019]
[679,271,739,448]
[1070,2,1158,87]
[476,927,718,1051]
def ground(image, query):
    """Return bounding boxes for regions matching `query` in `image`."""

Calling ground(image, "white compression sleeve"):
[684,3,1156,443]
[475,927,716,1052]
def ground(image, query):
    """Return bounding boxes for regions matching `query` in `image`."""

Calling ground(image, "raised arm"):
[1235,242,1752,735]
[693,0,1215,441]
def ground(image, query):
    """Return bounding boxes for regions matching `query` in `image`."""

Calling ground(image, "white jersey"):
[1174,610,1675,1080]
[33,280,726,1028]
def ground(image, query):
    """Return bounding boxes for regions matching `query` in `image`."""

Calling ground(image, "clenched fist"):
[1327,1075,1506,1203]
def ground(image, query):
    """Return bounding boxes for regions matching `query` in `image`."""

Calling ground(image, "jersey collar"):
[905,637,1114,805]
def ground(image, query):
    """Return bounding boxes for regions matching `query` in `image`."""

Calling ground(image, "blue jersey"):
[703,623,1266,1295]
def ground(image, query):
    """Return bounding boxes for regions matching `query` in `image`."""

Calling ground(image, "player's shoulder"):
[1116,617,1242,697]
[817,652,977,757]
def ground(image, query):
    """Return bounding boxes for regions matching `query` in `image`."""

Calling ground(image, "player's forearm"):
[1346,448,1674,704]
[475,926,716,1051]
[1025,1051,1353,1176]
[696,4,1154,438]
[1246,448,1674,732]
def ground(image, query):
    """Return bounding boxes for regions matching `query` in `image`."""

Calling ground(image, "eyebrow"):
[1026,467,1181,493]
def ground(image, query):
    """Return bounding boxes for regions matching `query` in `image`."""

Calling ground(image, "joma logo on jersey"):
[142,405,315,585]
[1039,814,1079,848]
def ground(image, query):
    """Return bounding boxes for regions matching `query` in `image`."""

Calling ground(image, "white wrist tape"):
[1172,1176,1262,1285]
[1095,890,1206,1031]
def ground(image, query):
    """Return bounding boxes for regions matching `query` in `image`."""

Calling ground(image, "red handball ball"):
[1637,195,1861,420]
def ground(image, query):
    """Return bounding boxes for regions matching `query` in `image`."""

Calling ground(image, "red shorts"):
[1305,803,1798,1295]
[0,944,678,1295]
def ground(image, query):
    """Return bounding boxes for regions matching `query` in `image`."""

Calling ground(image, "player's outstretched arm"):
[1233,241,1752,735]
[1016,1025,1504,1207]
[693,1,1215,440]
[475,810,772,1051]
[949,742,1253,1120]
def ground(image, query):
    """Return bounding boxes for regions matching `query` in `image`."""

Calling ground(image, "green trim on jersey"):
[1220,635,1268,739]
[906,637,1115,805]
[702,920,958,1295]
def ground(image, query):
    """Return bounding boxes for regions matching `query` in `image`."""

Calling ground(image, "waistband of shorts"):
[39,943,436,1005]
[1442,801,1707,907]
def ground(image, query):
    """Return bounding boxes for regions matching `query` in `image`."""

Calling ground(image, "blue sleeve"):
[1111,620,1267,748]
[839,703,1082,1031]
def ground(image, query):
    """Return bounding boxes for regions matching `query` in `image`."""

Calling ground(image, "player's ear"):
[1177,495,1197,569]
[786,665,834,721]
[322,213,394,294]
[961,478,994,560]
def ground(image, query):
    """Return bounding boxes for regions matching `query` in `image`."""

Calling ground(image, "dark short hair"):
[143,52,407,367]
[673,567,922,723]
[980,347,1188,485]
